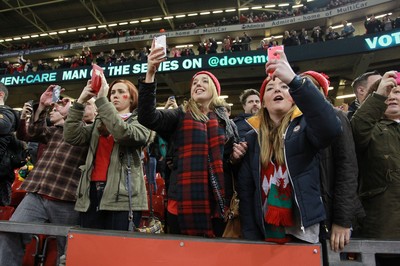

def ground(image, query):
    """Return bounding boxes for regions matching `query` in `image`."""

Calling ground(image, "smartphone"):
[154,35,167,58]
[91,64,104,94]
[52,85,61,102]
[169,96,175,100]
[267,45,284,75]
[267,45,284,61]
[396,72,400,85]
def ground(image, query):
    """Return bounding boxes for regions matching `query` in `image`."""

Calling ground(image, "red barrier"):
[66,232,322,266]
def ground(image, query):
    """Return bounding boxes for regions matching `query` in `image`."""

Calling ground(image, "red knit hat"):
[192,71,221,96]
[259,76,272,101]
[301,71,330,96]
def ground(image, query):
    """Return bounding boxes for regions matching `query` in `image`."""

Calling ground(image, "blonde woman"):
[138,40,238,237]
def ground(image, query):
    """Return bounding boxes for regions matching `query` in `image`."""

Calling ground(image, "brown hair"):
[351,70,380,92]
[258,106,295,167]
[239,88,260,106]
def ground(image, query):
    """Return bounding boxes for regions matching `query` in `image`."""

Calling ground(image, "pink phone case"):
[396,73,400,85]
[267,45,284,74]
[267,45,284,61]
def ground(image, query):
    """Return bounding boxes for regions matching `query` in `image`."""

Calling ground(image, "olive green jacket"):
[351,92,400,239]
[64,97,150,212]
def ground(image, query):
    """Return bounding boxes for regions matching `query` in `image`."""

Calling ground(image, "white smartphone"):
[154,35,167,58]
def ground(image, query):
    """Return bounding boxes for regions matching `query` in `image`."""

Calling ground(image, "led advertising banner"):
[1,28,400,87]
[0,52,268,86]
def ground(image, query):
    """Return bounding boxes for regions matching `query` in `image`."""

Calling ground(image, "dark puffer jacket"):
[238,77,342,240]
[319,109,364,231]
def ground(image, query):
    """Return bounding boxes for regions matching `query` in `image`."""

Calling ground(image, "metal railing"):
[0,221,72,236]
[326,238,400,266]
[1,221,399,266]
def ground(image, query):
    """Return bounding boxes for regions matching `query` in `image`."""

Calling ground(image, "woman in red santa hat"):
[138,39,239,237]
[238,50,342,244]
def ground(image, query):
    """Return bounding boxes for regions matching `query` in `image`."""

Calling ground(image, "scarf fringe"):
[265,205,294,227]
[265,236,292,244]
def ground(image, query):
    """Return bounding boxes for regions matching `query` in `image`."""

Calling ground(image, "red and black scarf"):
[177,110,226,237]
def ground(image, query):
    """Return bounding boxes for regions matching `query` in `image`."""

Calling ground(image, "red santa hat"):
[301,71,330,96]
[259,76,272,101]
[192,71,221,96]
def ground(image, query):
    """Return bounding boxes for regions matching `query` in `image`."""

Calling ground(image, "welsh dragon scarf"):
[177,110,226,237]
[261,161,294,243]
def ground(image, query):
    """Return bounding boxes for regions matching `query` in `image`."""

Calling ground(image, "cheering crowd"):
[1,34,399,265]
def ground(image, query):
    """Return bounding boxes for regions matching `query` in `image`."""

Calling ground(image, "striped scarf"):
[177,110,225,237]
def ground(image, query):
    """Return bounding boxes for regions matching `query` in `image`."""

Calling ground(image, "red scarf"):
[261,161,294,243]
[177,111,225,237]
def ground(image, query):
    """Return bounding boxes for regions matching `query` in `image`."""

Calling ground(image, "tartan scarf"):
[261,161,294,244]
[177,110,225,237]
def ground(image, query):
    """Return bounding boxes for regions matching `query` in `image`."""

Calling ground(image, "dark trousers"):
[166,211,225,236]
[79,182,142,231]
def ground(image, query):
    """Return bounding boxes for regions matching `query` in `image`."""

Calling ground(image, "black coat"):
[0,105,18,206]
[319,109,364,230]
[233,113,253,140]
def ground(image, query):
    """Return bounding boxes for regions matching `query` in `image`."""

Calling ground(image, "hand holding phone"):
[154,35,167,58]
[91,64,104,94]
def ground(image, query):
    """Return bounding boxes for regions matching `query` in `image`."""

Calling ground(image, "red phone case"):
[91,64,103,93]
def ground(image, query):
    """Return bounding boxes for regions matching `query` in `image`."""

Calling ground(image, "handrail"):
[0,221,73,236]
[326,238,400,266]
[1,221,399,266]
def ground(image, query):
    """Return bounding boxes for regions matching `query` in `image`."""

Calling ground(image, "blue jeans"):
[0,193,79,266]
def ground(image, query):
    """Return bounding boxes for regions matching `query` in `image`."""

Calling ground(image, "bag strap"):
[207,155,225,219]
[231,171,237,194]
[226,169,238,221]
[125,146,135,231]
[123,115,140,231]
[144,146,157,218]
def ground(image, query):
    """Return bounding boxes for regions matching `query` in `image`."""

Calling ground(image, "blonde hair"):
[258,102,296,167]
[183,75,224,122]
